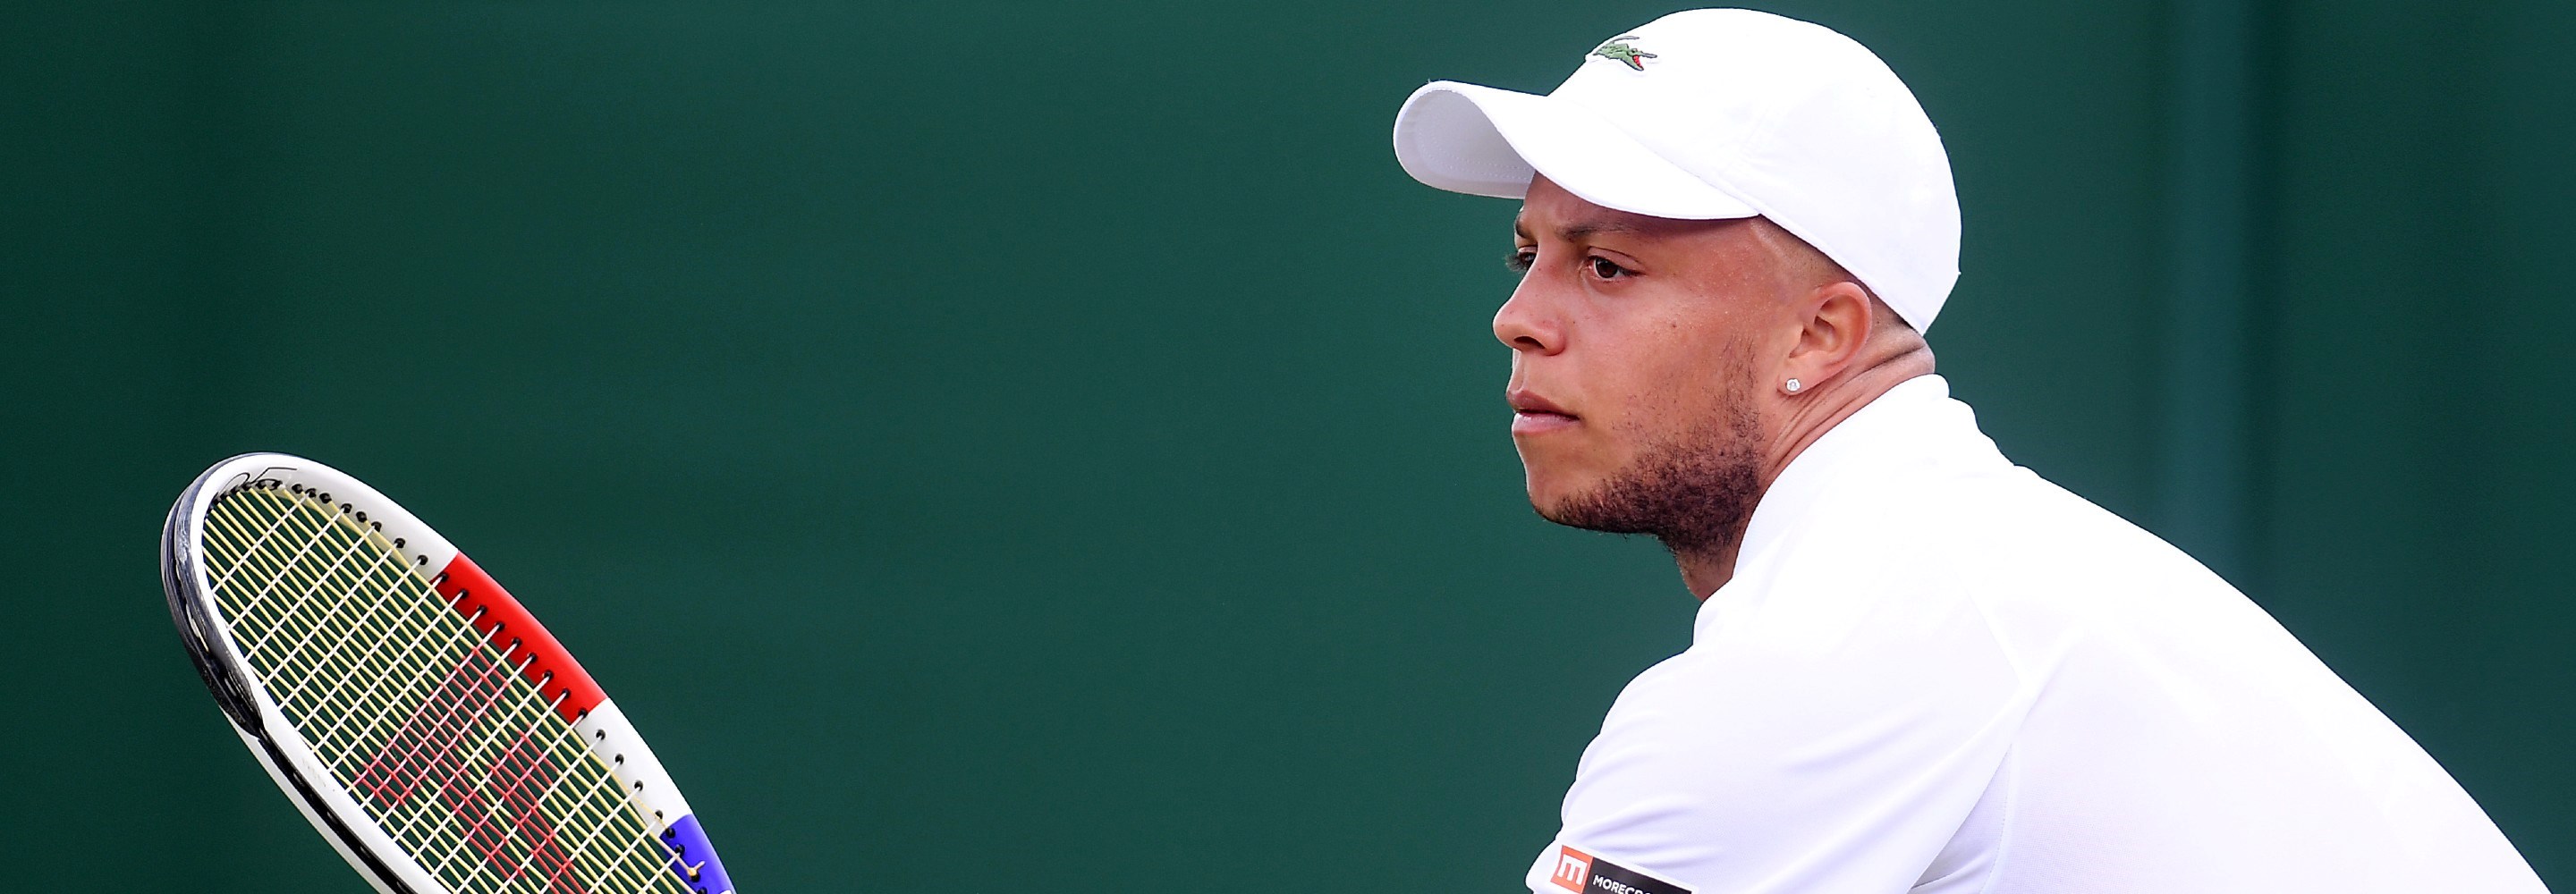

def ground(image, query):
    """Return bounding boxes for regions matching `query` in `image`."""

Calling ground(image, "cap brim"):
[1393,81,1757,221]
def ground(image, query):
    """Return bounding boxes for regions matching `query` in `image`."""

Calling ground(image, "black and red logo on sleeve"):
[1547,846,1692,894]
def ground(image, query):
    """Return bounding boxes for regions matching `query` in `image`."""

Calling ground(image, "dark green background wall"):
[5,1,2567,889]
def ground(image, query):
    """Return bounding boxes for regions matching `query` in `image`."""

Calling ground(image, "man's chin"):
[1521,473,1589,523]
[1528,482,1631,534]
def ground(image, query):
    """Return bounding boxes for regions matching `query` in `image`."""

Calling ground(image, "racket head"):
[162,453,735,894]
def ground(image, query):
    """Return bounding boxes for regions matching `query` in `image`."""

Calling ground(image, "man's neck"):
[1674,339,1936,597]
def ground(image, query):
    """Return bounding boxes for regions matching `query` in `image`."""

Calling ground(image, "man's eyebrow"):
[1513,216,1644,243]
[1558,219,1641,242]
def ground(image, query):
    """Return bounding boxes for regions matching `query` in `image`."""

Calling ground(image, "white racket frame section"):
[165,452,693,894]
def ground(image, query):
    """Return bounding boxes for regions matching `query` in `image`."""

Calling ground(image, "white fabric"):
[1392,9,1962,330]
[1524,376,2546,893]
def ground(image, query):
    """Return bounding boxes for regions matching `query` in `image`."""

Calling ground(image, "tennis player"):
[1392,10,2546,892]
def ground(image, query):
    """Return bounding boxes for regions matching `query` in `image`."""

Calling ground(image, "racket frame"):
[162,452,726,894]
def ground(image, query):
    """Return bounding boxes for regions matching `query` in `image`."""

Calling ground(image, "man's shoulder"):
[1752,460,2258,667]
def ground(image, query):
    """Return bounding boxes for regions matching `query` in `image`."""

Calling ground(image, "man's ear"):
[1780,281,1876,390]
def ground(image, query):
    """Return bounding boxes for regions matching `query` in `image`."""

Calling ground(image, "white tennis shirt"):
[1524,375,2546,894]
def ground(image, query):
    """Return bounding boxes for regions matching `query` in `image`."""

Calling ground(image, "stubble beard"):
[1537,357,1767,561]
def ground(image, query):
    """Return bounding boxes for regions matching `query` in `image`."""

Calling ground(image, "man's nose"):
[1493,277,1564,355]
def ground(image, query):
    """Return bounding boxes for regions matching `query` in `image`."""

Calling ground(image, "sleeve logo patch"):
[1548,846,1690,894]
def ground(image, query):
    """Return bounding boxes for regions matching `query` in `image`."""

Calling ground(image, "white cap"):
[1392,9,1961,330]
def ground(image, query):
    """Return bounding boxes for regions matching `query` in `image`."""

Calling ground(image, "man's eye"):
[1507,249,1537,272]
[1589,257,1631,279]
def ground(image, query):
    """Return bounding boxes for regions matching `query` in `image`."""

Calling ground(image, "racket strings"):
[203,489,685,894]
[203,487,693,894]
[204,489,684,894]
[203,494,665,894]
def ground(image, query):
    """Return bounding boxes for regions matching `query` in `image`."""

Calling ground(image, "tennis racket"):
[161,452,738,894]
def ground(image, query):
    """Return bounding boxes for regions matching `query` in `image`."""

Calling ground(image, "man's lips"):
[1508,390,1578,434]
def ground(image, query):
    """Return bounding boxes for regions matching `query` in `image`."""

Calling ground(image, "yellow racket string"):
[206,487,684,894]
[206,489,676,894]
[205,495,646,894]
[205,487,684,894]
[203,486,695,894]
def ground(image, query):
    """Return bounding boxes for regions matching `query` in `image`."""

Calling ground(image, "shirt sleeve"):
[1528,574,2029,894]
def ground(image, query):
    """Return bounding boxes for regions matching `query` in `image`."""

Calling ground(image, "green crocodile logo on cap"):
[1591,36,1657,71]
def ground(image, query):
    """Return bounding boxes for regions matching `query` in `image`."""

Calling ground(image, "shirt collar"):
[1703,374,1963,601]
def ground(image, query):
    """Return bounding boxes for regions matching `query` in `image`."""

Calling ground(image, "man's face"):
[1496,176,1799,549]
